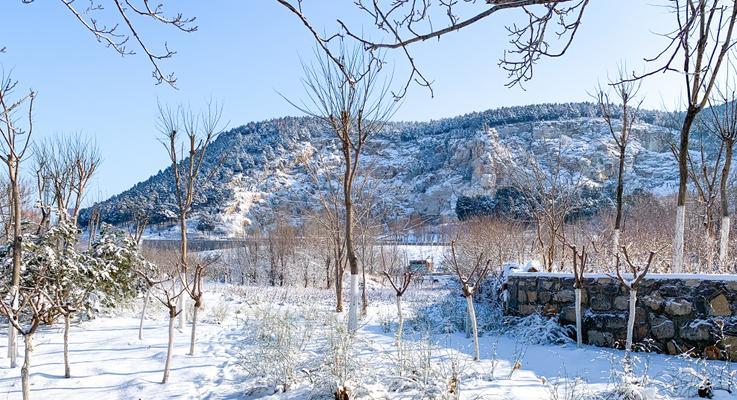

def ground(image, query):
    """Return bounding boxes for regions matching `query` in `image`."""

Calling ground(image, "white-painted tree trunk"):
[139,289,151,340]
[673,205,686,273]
[465,312,471,339]
[64,314,70,378]
[188,305,198,356]
[706,233,716,273]
[21,334,32,400]
[177,295,185,330]
[575,288,583,347]
[626,290,637,352]
[719,216,730,270]
[348,274,359,332]
[162,314,175,384]
[8,285,18,367]
[465,295,480,361]
[395,295,404,347]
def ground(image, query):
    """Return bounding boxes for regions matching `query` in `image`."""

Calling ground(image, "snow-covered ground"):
[0,281,732,399]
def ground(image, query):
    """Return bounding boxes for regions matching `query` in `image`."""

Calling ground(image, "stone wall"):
[506,273,737,359]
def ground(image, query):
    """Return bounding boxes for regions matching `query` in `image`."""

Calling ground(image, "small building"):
[409,259,433,273]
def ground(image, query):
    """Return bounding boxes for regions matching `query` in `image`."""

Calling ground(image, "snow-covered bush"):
[596,353,659,400]
[658,351,736,398]
[208,298,230,324]
[408,292,502,336]
[313,315,366,399]
[544,376,594,400]
[239,305,318,393]
[386,337,465,399]
[503,314,575,345]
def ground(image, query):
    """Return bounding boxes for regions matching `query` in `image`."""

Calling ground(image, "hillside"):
[82,102,681,237]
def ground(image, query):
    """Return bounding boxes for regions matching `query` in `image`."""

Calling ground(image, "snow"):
[509,271,737,282]
[0,282,732,399]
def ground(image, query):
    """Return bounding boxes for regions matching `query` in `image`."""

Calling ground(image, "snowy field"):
[0,281,733,399]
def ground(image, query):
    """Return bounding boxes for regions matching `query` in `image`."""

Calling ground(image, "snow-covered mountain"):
[82,102,682,236]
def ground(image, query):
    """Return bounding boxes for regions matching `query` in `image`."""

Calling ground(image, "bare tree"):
[706,81,737,270]
[0,272,57,400]
[304,156,348,311]
[568,245,588,347]
[685,127,723,271]
[595,68,642,253]
[448,240,491,361]
[289,45,396,331]
[266,215,295,287]
[15,1,197,86]
[381,245,413,350]
[0,72,35,368]
[276,0,590,95]
[153,274,185,383]
[614,247,655,352]
[508,137,583,271]
[158,101,223,355]
[36,135,101,225]
[625,0,737,272]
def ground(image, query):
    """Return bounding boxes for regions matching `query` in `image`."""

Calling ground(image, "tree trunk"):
[706,231,717,273]
[177,294,186,330]
[574,288,583,347]
[348,274,359,331]
[335,261,343,312]
[626,289,637,352]
[395,295,404,347]
[612,229,621,262]
[139,289,151,340]
[325,257,332,290]
[464,312,471,339]
[613,144,626,257]
[64,314,71,378]
[465,294,480,361]
[673,205,686,273]
[21,333,32,400]
[162,311,176,384]
[343,141,359,331]
[719,141,733,270]
[720,216,730,271]
[361,259,368,317]
[8,287,17,367]
[188,303,199,356]
[673,109,697,273]
[9,157,21,369]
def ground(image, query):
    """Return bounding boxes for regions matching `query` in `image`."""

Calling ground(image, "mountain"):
[81,102,683,237]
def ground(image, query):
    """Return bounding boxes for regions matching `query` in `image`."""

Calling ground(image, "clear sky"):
[1,1,682,202]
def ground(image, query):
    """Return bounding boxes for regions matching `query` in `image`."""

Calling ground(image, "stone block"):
[613,296,629,311]
[588,330,615,347]
[709,294,731,317]
[560,306,576,323]
[722,336,737,361]
[538,291,552,303]
[606,315,627,329]
[665,299,693,316]
[590,296,611,311]
[681,322,712,342]
[651,318,675,340]
[527,290,538,303]
[642,293,664,311]
[553,290,575,303]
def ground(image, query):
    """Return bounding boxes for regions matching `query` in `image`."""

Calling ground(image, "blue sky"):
[1,1,681,201]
